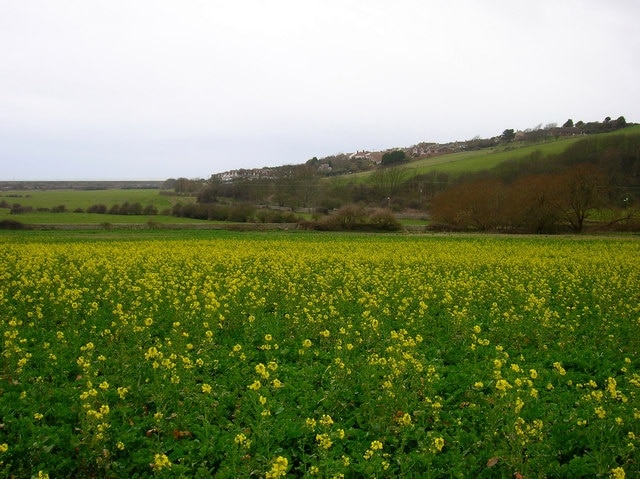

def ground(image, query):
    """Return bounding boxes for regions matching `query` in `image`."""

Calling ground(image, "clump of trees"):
[86,202,159,215]
[8,204,33,214]
[381,150,407,165]
[7,203,69,214]
[300,205,401,231]
[171,202,300,223]
[4,201,161,216]
[502,116,628,144]
[430,132,640,233]
[0,219,28,230]
[430,164,608,233]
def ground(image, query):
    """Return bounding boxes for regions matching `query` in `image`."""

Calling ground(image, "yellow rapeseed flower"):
[265,456,288,478]
[495,379,512,393]
[397,412,412,426]
[151,453,172,471]
[370,440,383,451]
[319,414,333,427]
[610,467,625,479]
[248,380,261,391]
[255,363,269,379]
[305,418,317,430]
[316,433,333,450]
[553,362,567,376]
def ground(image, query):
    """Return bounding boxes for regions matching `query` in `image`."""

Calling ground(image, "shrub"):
[324,205,367,230]
[0,219,28,229]
[10,204,33,214]
[87,204,108,214]
[143,204,158,215]
[255,209,299,223]
[313,205,400,231]
[369,209,402,231]
[227,203,256,222]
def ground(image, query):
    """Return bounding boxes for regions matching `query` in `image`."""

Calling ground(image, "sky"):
[1,1,639,181]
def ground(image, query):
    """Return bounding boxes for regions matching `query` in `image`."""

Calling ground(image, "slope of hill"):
[2,120,638,233]
[339,124,640,183]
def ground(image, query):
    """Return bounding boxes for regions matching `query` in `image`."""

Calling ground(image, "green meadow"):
[0,188,176,211]
[0,189,200,225]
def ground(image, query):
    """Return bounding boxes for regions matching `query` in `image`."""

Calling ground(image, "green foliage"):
[502,128,516,142]
[381,150,407,165]
[306,206,401,231]
[430,129,640,232]
[0,235,638,478]
[0,211,208,225]
[0,219,28,230]
[0,188,173,211]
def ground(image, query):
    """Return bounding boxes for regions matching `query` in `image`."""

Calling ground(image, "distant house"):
[349,150,372,160]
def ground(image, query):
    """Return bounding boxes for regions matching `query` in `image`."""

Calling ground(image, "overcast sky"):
[1,1,639,180]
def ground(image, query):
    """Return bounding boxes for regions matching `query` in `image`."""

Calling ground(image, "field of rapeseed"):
[0,232,639,478]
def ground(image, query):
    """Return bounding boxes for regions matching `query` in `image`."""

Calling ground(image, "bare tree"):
[553,163,608,232]
[369,167,409,207]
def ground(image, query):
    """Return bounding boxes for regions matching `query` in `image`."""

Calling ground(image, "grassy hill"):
[2,124,639,230]
[334,124,640,185]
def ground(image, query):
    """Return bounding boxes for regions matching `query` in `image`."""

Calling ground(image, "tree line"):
[180,127,639,233]
[3,201,161,216]
[429,133,640,232]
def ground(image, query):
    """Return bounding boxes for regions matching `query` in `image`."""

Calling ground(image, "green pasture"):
[404,140,576,175]
[334,125,640,185]
[0,210,208,225]
[0,188,184,211]
[0,189,202,225]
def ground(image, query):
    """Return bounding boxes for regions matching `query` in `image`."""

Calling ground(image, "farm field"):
[0,189,205,226]
[0,211,210,226]
[0,232,639,478]
[0,188,175,211]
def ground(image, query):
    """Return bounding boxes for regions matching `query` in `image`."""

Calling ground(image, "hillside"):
[2,119,639,233]
[151,120,637,232]
[331,124,640,184]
